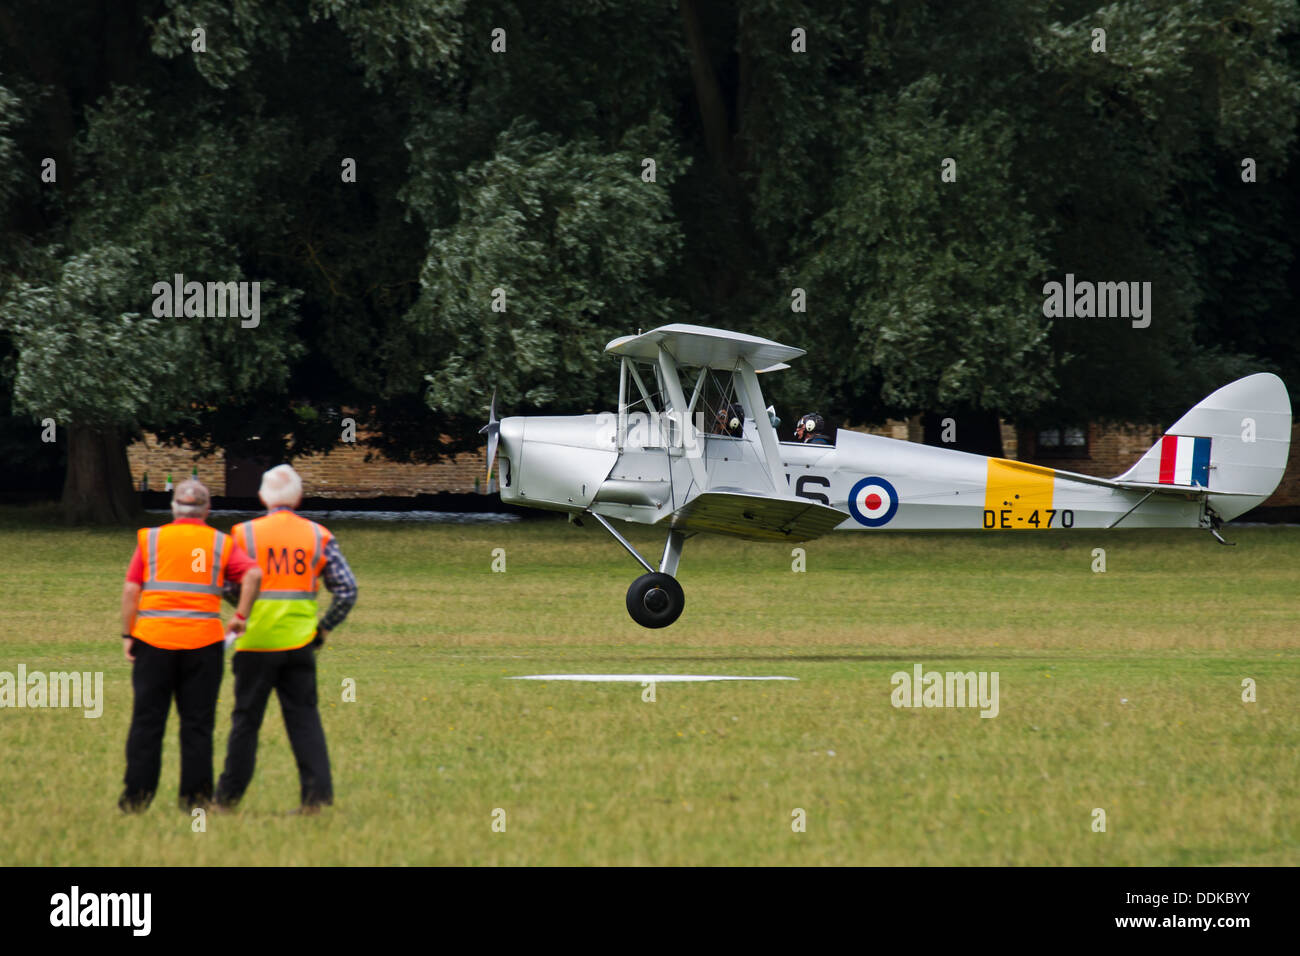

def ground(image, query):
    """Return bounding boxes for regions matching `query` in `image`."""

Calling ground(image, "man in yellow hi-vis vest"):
[120,479,262,811]
[215,465,357,811]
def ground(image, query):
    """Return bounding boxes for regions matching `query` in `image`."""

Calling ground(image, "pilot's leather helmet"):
[720,403,744,435]
[796,412,825,440]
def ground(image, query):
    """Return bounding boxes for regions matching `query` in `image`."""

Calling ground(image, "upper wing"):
[605,324,804,371]
[667,489,847,542]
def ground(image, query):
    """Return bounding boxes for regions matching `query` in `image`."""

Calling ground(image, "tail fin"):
[1115,373,1292,521]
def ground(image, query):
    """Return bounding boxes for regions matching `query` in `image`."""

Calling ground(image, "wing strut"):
[735,358,785,491]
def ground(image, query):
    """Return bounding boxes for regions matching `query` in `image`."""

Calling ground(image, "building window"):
[1035,425,1089,459]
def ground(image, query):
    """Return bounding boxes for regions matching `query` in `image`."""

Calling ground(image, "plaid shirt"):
[224,532,357,633]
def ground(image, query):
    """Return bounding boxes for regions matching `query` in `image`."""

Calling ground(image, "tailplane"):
[1115,373,1292,521]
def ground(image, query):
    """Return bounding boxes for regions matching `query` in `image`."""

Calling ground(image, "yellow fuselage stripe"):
[983,459,1056,529]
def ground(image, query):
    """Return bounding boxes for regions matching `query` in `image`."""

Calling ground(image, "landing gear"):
[626,573,685,628]
[588,514,690,628]
[1206,506,1236,546]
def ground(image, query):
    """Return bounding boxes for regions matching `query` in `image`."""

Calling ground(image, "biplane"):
[481,325,1292,628]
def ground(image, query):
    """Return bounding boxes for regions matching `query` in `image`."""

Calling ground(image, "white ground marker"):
[507,674,798,682]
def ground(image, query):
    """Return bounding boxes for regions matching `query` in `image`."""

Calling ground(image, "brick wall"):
[128,418,1300,508]
[126,433,491,499]
[287,442,490,497]
[127,434,223,494]
[1264,427,1300,506]
[1015,422,1164,480]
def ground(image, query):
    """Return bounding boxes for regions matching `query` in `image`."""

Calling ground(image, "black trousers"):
[121,640,224,810]
[216,645,333,807]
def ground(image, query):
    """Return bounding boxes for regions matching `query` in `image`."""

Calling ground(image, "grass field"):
[0,504,1297,865]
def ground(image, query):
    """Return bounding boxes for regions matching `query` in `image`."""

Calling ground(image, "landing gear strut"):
[589,514,688,628]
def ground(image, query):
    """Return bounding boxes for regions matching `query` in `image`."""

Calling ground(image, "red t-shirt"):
[125,518,258,584]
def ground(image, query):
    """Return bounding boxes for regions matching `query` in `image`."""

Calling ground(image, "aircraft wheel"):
[626,573,685,629]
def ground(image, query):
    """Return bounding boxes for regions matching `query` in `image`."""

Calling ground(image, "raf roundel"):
[848,476,899,527]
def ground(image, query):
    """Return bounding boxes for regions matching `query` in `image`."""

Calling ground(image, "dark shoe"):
[118,791,153,813]
[179,791,214,813]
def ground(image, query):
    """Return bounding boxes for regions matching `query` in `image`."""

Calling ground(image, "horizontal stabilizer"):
[668,489,846,542]
[1108,481,1258,497]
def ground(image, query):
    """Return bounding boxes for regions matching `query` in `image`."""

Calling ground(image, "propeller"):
[479,390,500,482]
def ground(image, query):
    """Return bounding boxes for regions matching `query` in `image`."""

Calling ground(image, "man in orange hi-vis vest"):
[215,464,357,812]
[120,479,261,812]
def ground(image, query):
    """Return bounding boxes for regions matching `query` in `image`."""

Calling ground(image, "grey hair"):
[171,479,211,519]
[259,464,304,509]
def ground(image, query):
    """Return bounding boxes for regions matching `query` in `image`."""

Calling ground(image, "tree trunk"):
[61,425,140,524]
[679,0,733,186]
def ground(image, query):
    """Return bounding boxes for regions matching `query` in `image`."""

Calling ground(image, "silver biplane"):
[481,325,1292,628]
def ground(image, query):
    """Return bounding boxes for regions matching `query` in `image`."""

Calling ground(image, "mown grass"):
[0,506,1296,865]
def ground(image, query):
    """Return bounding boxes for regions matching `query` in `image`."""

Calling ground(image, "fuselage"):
[494,413,1208,537]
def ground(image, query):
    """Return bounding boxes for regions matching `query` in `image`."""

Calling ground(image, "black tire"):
[625,572,685,629]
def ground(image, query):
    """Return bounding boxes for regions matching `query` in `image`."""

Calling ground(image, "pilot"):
[713,403,744,437]
[795,412,833,445]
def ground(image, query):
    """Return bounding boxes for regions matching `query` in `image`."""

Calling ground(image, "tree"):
[792,76,1053,431]
[1016,0,1300,425]
[3,0,1299,523]
[405,120,686,419]
[1,88,301,522]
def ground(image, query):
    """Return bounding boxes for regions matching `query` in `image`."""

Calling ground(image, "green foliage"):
[2,0,1299,504]
[0,82,20,220]
[149,0,468,90]
[1,87,302,434]
[408,120,686,415]
[1020,0,1300,422]
[793,75,1054,419]
[5,245,160,427]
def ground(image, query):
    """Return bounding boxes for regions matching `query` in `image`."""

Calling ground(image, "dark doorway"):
[921,409,1005,458]
[225,455,276,499]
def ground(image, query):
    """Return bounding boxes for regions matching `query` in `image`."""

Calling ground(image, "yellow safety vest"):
[231,509,332,652]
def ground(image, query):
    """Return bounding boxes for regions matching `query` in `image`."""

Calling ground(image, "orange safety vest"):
[230,509,332,652]
[133,522,232,650]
